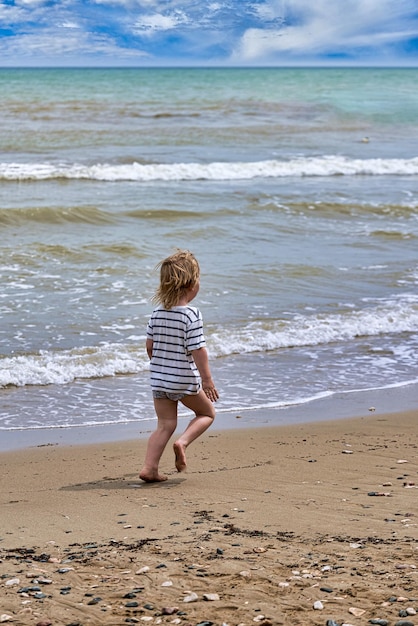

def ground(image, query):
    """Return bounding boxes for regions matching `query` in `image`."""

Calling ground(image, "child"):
[139,250,219,483]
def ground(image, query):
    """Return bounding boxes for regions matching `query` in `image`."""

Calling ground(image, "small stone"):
[36,621,53,626]
[183,592,198,603]
[161,580,173,587]
[342,450,353,454]
[136,566,150,574]
[313,600,324,610]
[326,621,341,626]
[239,570,251,578]
[397,459,408,464]
[125,601,139,608]
[162,607,178,615]
[349,607,366,617]
[320,586,334,593]
[369,620,389,626]
[0,617,14,624]
[203,593,220,601]
[57,568,74,573]
[5,578,20,586]
[406,608,417,615]
[395,621,415,626]
[87,597,102,605]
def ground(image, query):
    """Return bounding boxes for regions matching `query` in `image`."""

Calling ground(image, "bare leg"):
[173,390,215,472]
[139,398,178,482]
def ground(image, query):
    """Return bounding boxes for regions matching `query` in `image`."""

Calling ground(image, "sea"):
[1,67,417,440]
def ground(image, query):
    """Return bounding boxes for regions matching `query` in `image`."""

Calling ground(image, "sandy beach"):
[1,404,417,626]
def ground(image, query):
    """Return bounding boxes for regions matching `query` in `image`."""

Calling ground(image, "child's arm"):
[146,338,153,360]
[192,347,219,402]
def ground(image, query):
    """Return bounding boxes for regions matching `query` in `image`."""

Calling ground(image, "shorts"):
[153,390,187,401]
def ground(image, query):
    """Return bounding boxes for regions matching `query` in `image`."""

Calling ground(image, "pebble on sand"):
[203,593,220,601]
[183,592,199,603]
[313,600,324,610]
[349,607,366,617]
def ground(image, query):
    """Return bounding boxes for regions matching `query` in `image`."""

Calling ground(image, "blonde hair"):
[153,249,200,310]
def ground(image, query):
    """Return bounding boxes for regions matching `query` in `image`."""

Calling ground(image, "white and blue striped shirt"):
[146,305,206,395]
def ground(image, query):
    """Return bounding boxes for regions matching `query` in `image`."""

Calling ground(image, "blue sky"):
[0,0,417,67]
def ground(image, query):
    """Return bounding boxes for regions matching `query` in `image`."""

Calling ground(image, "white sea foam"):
[210,297,418,356]
[1,155,418,182]
[0,344,149,388]
[1,297,417,388]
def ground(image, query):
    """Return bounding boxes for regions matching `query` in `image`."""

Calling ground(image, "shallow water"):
[0,68,417,433]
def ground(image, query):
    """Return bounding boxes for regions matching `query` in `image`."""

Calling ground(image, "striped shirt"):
[146,305,206,395]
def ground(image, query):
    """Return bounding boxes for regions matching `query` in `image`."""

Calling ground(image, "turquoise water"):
[0,68,417,434]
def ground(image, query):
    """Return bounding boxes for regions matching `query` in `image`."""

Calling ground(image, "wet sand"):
[1,406,417,625]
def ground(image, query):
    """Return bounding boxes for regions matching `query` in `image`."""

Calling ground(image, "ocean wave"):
[0,205,115,226]
[1,155,418,182]
[1,297,417,388]
[0,344,149,388]
[209,297,418,356]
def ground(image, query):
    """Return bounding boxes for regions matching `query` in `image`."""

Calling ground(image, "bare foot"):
[173,441,187,472]
[139,470,168,483]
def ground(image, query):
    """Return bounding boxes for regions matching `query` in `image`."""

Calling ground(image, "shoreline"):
[0,381,416,453]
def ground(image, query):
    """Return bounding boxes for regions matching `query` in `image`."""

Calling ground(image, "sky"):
[0,0,417,67]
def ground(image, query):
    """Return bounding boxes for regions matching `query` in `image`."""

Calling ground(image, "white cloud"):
[232,0,418,62]
[0,4,26,24]
[134,11,188,33]
[61,21,80,29]
[0,28,147,61]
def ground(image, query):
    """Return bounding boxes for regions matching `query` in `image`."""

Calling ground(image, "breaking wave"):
[1,155,418,182]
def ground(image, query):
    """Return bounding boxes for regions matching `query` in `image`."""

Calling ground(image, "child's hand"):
[203,381,219,402]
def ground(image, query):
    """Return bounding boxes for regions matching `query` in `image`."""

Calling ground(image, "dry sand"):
[0,409,417,625]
